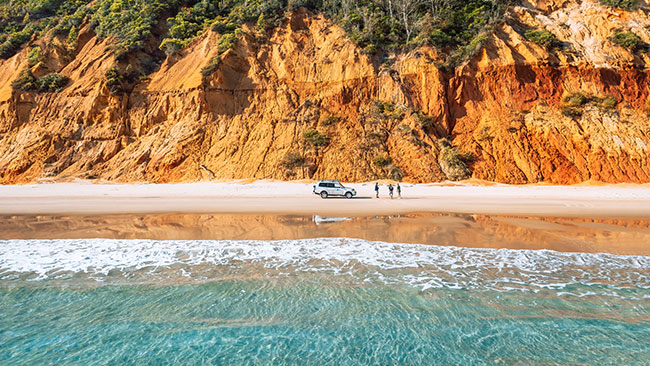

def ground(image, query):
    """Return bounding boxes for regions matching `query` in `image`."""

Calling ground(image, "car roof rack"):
[318,179,340,182]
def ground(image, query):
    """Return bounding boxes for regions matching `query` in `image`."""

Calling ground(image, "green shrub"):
[105,65,125,95]
[0,0,89,59]
[437,139,471,181]
[103,64,141,94]
[218,32,238,54]
[12,70,68,92]
[398,124,412,135]
[255,12,282,34]
[374,101,405,119]
[561,92,589,117]
[201,56,222,77]
[600,0,639,10]
[212,19,238,34]
[564,92,588,108]
[610,31,644,52]
[322,116,341,126]
[387,165,403,181]
[11,69,37,92]
[36,73,68,92]
[53,7,88,36]
[415,112,434,130]
[303,129,329,147]
[0,26,34,59]
[599,95,618,110]
[27,46,42,67]
[159,38,184,56]
[0,0,509,74]
[373,156,392,167]
[524,29,560,50]
[561,106,582,118]
[281,152,307,170]
[66,25,78,47]
[91,0,178,57]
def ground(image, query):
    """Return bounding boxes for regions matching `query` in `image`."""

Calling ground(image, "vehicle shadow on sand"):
[320,196,373,200]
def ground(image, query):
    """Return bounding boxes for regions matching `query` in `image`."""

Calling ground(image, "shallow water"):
[5,213,650,255]
[1,238,649,365]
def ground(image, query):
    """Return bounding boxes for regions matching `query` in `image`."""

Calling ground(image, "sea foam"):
[0,238,648,295]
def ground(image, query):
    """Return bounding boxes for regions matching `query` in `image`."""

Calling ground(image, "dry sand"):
[1,181,650,218]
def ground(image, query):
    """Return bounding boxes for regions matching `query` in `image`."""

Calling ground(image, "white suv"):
[313,180,357,199]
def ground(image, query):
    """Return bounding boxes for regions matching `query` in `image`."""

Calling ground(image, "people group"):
[374,182,401,199]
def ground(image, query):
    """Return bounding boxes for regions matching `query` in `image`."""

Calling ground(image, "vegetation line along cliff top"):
[1,0,650,184]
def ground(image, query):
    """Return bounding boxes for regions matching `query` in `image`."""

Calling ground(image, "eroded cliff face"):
[1,0,650,184]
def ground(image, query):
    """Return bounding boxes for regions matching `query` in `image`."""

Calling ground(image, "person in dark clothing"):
[388,184,394,199]
[374,183,379,198]
[397,183,401,198]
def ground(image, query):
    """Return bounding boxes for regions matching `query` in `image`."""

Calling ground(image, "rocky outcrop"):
[1,0,650,184]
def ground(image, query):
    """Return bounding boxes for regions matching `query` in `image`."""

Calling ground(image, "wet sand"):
[3,213,650,256]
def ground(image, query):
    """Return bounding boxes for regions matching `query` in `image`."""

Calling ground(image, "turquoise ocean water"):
[1,238,649,365]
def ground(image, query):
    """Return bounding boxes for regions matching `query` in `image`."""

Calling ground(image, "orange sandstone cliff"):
[1,0,650,184]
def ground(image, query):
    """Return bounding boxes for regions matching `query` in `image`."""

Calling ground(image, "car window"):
[319,183,327,187]
[334,183,342,188]
[327,183,335,188]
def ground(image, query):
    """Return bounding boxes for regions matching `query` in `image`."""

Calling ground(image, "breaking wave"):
[0,238,649,296]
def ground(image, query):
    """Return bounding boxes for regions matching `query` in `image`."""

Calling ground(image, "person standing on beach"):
[375,183,379,198]
[388,184,394,199]
[397,183,401,198]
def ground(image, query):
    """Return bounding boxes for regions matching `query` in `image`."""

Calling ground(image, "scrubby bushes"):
[437,138,471,181]
[373,156,392,167]
[104,65,140,95]
[610,31,645,52]
[561,92,588,117]
[0,0,88,59]
[600,0,638,10]
[415,111,434,130]
[37,73,69,92]
[374,101,405,120]
[1,0,510,70]
[105,65,125,95]
[159,0,284,56]
[91,0,180,58]
[218,32,239,54]
[27,46,42,67]
[600,95,618,110]
[304,129,329,147]
[0,0,511,86]
[201,55,222,77]
[372,155,402,180]
[105,0,510,64]
[322,115,341,126]
[11,69,37,91]
[281,152,307,170]
[12,70,69,92]
[561,92,619,117]
[0,26,34,59]
[525,29,560,50]
[564,92,588,107]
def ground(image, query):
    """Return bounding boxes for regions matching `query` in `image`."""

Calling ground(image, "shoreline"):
[2,181,650,218]
[4,212,650,256]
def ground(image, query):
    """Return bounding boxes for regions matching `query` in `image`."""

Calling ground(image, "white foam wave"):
[0,238,649,294]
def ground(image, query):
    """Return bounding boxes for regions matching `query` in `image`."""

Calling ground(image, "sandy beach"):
[2,180,650,255]
[2,180,650,218]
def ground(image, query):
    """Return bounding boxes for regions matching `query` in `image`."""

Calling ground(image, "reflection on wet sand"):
[1,213,650,256]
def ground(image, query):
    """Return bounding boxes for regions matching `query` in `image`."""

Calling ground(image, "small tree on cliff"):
[393,0,424,43]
